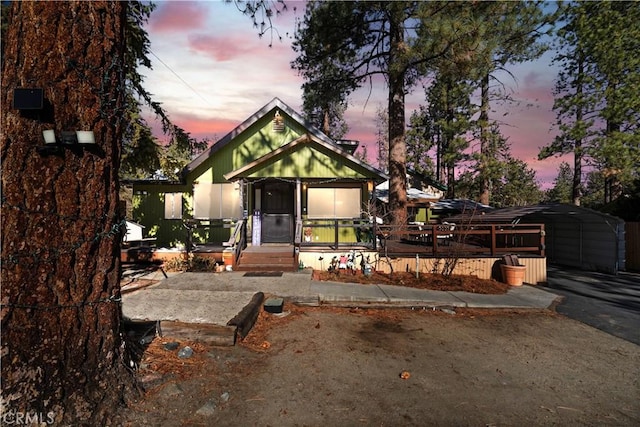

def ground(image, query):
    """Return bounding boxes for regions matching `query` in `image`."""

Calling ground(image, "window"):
[193,183,241,219]
[307,187,361,218]
[164,193,182,219]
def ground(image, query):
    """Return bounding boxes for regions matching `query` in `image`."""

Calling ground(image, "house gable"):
[224,134,385,181]
[184,98,386,185]
[184,98,339,184]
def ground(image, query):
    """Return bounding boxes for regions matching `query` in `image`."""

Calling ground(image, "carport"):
[449,204,626,274]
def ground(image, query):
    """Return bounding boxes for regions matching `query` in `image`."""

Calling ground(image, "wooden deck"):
[378,238,539,258]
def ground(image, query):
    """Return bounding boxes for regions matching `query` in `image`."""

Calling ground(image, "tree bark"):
[387,4,407,226]
[1,2,137,424]
[572,57,584,206]
[479,73,491,205]
[444,80,456,199]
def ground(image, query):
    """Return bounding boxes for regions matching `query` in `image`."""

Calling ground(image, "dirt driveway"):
[123,306,640,426]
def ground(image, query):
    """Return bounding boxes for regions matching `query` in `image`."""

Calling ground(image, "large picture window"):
[193,183,241,219]
[307,187,361,218]
[164,193,183,219]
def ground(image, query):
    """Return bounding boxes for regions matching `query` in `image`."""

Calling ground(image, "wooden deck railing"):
[376,223,546,257]
[297,219,545,257]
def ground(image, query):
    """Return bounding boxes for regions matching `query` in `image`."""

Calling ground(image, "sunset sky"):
[140,0,569,188]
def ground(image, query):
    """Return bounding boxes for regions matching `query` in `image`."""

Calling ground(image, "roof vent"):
[273,110,285,132]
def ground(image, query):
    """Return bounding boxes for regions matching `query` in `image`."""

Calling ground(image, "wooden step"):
[235,264,298,272]
[236,250,297,272]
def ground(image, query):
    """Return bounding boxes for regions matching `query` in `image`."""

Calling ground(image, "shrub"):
[163,255,218,272]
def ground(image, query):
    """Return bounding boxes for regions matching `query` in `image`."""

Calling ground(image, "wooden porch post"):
[296,178,302,220]
[240,179,246,218]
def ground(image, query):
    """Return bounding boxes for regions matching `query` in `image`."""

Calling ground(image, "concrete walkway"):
[122,270,559,326]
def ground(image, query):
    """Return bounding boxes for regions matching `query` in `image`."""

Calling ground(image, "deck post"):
[432,225,438,255]
[490,225,496,256]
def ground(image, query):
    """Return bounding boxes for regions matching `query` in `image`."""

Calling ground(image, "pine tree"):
[292,1,485,225]
[545,162,574,203]
[540,1,640,205]
[1,2,137,423]
[374,105,389,173]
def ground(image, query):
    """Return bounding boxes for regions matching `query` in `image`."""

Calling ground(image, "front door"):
[260,181,294,243]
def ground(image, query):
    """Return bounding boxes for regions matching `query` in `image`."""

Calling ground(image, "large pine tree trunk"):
[479,73,491,205]
[1,2,138,424]
[572,58,584,206]
[387,4,408,226]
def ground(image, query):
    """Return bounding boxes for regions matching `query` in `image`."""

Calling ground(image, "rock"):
[139,335,154,345]
[159,382,182,398]
[220,392,230,403]
[178,346,193,359]
[440,308,456,315]
[272,311,291,318]
[196,400,217,416]
[163,341,179,351]
[140,372,164,388]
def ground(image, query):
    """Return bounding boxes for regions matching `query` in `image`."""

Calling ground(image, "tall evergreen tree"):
[472,1,555,205]
[424,76,475,197]
[302,91,349,140]
[1,2,136,423]
[539,3,594,206]
[584,2,640,203]
[292,1,484,225]
[456,131,542,207]
[159,129,209,181]
[494,158,543,207]
[374,105,389,173]
[406,104,436,177]
[121,1,211,180]
[545,161,574,203]
[540,1,640,205]
[466,123,515,205]
[1,1,286,422]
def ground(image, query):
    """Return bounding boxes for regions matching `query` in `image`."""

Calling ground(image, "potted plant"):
[500,255,526,286]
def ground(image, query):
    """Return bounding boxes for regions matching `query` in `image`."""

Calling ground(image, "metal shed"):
[448,204,626,274]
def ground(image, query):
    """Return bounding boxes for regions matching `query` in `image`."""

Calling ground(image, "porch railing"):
[299,218,377,250]
[297,219,545,257]
[224,219,247,263]
[376,223,546,257]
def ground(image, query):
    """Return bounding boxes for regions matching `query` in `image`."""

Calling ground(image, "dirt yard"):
[312,270,511,294]
[122,305,640,426]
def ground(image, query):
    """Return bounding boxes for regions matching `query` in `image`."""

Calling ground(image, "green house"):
[127,98,387,254]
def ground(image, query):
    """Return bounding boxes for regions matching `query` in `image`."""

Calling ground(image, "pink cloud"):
[149,2,209,33]
[187,34,253,61]
[176,117,237,138]
[145,111,237,146]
